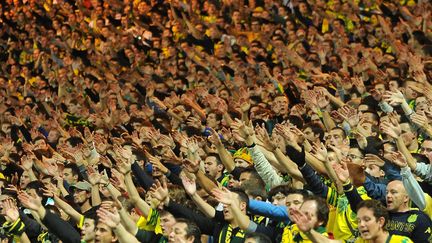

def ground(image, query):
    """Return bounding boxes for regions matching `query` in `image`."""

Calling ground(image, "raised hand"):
[388,151,408,168]
[180,173,196,196]
[290,209,314,233]
[364,154,385,167]
[255,124,277,151]
[411,111,429,129]
[20,154,35,171]
[97,207,120,229]
[149,179,169,205]
[383,90,405,106]
[380,117,401,139]
[332,160,350,184]
[183,158,200,174]
[2,198,19,222]
[230,119,254,143]
[207,128,223,147]
[212,187,236,206]
[337,105,359,127]
[311,142,328,162]
[17,191,42,211]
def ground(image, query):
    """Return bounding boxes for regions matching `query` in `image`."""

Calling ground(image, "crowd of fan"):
[0,0,432,242]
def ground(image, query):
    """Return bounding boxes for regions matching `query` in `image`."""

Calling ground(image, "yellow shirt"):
[326,186,370,241]
[354,234,413,243]
[281,224,328,243]
[136,208,163,235]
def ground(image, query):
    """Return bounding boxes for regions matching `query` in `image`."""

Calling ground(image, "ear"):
[343,137,350,146]
[378,216,386,228]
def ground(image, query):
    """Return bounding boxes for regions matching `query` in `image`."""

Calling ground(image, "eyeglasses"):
[348,154,364,160]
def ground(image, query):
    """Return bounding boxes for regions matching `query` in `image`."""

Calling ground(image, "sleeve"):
[250,146,284,188]
[299,164,332,204]
[363,177,387,202]
[165,169,183,186]
[248,200,290,222]
[19,211,43,240]
[382,159,402,181]
[131,161,154,190]
[41,210,81,243]
[165,201,215,235]
[414,162,432,183]
[400,167,427,210]
[342,182,364,214]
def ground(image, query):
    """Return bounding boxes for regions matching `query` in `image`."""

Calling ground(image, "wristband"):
[247,143,256,148]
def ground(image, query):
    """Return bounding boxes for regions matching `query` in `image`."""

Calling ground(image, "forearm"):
[248,199,289,221]
[125,173,151,217]
[363,177,386,201]
[91,184,101,207]
[196,170,218,194]
[400,166,426,210]
[342,181,364,213]
[119,208,138,235]
[230,204,250,230]
[305,152,328,176]
[216,145,235,172]
[190,192,216,218]
[322,110,336,131]
[396,137,417,171]
[113,224,140,243]
[53,196,83,223]
[250,146,284,188]
[274,148,304,182]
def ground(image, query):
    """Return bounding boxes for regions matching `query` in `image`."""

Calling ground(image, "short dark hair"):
[245,232,272,243]
[175,218,201,243]
[267,185,292,202]
[303,122,325,140]
[230,188,249,209]
[357,200,389,227]
[64,163,82,180]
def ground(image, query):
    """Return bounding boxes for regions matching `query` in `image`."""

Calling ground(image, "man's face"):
[386,180,408,212]
[271,192,287,206]
[300,200,321,228]
[403,81,418,100]
[286,193,304,220]
[206,113,220,129]
[348,148,364,165]
[420,140,432,159]
[73,189,89,205]
[400,123,417,147]
[95,222,116,243]
[357,207,384,240]
[168,222,193,243]
[325,129,346,147]
[81,218,96,241]
[63,168,77,184]
[20,171,31,189]
[272,96,289,116]
[160,213,176,236]
[303,127,317,142]
[234,158,250,168]
[239,172,251,186]
[204,156,221,179]
[365,163,383,178]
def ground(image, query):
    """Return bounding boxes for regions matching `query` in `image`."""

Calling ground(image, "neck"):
[371,231,389,243]
[81,200,91,213]
[229,219,239,228]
